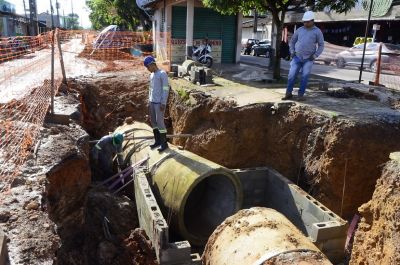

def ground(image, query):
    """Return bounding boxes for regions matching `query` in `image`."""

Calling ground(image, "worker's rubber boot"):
[158,133,169,152]
[150,129,161,149]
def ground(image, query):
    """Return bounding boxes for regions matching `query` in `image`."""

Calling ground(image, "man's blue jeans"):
[286,56,314,96]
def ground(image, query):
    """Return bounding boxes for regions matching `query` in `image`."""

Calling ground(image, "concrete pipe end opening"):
[179,169,243,246]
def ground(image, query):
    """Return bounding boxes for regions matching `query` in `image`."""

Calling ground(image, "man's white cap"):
[302,11,315,21]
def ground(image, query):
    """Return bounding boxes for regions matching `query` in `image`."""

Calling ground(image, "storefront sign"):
[171,39,222,63]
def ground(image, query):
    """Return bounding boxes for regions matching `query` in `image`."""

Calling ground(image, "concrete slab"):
[390,152,400,163]
[134,169,200,265]
[233,167,348,264]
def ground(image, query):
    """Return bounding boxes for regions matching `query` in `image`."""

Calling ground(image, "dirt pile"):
[0,122,89,264]
[55,188,157,265]
[0,85,159,264]
[168,89,400,218]
[350,155,400,265]
[78,47,134,61]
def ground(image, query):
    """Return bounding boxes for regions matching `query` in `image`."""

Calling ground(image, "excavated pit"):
[72,69,400,222]
[14,60,400,264]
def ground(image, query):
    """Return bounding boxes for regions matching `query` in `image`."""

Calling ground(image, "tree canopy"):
[202,0,358,79]
[65,13,81,30]
[86,0,150,30]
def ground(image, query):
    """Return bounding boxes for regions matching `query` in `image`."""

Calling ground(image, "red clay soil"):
[69,69,150,139]
[350,157,400,265]
[167,90,400,219]
[0,86,159,264]
[72,70,400,219]
[78,47,135,61]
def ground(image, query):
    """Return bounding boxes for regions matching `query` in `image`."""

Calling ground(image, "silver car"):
[335,43,400,72]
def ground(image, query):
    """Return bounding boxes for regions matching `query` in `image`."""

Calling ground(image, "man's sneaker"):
[282,93,293,100]
[297,95,306,101]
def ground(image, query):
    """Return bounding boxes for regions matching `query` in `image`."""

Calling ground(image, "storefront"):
[138,0,242,64]
[285,2,400,47]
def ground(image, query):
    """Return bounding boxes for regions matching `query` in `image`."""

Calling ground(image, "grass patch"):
[176,88,190,102]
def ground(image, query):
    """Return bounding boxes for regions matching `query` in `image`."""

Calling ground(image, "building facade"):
[0,1,28,36]
[241,16,272,44]
[138,0,242,64]
[37,12,65,32]
[285,0,400,46]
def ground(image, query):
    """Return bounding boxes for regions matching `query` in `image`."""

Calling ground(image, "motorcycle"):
[192,43,213,68]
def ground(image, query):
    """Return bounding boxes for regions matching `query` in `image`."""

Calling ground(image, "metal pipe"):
[202,207,332,265]
[50,0,55,114]
[359,0,374,83]
[115,122,243,246]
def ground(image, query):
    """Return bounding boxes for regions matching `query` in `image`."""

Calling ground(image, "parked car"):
[316,42,347,65]
[335,42,400,72]
[251,40,272,57]
[242,38,259,55]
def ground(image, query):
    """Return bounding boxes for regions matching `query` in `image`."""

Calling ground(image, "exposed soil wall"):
[168,91,400,219]
[350,157,400,265]
[73,71,400,221]
[69,72,149,139]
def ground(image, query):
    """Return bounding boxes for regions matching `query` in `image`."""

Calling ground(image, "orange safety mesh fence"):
[0,30,67,193]
[79,31,171,69]
[372,42,400,90]
[0,29,165,192]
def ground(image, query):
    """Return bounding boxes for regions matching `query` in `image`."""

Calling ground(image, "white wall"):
[242,25,271,43]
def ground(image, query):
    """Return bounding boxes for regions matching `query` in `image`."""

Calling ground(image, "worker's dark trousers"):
[149,102,167,133]
[91,147,114,181]
[98,154,113,180]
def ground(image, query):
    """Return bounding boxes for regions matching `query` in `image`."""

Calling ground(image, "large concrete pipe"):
[202,207,332,265]
[115,122,243,246]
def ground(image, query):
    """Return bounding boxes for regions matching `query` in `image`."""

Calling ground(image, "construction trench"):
[1,55,400,265]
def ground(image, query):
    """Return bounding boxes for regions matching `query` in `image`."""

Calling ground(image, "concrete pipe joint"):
[202,207,332,265]
[115,122,243,246]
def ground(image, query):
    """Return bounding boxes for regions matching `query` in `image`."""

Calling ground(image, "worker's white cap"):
[302,11,315,21]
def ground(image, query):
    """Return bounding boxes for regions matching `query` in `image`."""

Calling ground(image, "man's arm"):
[116,144,124,169]
[315,30,325,58]
[160,72,170,108]
[289,30,299,56]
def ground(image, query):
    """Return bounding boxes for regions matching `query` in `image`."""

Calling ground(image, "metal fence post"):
[359,0,374,83]
[50,0,55,115]
[374,42,383,86]
[56,29,67,84]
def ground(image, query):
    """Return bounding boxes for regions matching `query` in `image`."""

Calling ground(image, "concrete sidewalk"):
[170,67,400,123]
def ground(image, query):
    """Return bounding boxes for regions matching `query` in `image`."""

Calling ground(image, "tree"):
[86,0,150,30]
[202,0,358,79]
[65,13,81,30]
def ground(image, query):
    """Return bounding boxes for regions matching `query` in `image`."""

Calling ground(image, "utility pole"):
[359,0,374,83]
[71,0,74,30]
[253,10,258,39]
[50,0,55,114]
[22,0,29,34]
[55,1,60,28]
[63,9,66,29]
[29,0,38,35]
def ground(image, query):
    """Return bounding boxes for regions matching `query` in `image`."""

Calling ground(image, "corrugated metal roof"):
[136,0,162,9]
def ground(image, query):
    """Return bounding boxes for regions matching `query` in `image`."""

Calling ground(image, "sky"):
[8,0,92,28]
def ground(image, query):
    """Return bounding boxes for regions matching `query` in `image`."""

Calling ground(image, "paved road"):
[0,39,103,103]
[240,55,383,84]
